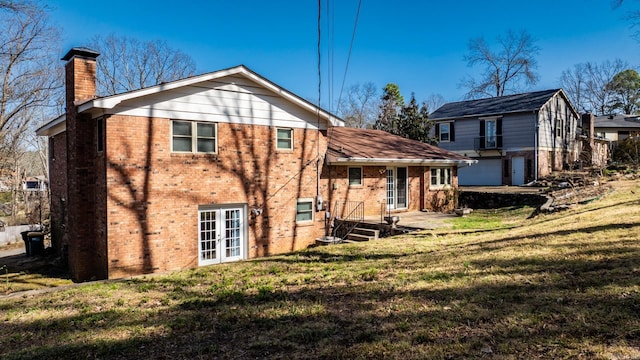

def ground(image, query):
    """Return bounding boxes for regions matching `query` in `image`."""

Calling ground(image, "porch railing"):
[332,201,364,239]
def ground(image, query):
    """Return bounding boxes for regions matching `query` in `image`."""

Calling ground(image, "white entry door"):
[386,167,408,209]
[512,157,525,186]
[198,206,245,266]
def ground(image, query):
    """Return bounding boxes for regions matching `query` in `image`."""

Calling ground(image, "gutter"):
[328,157,477,167]
[534,109,539,180]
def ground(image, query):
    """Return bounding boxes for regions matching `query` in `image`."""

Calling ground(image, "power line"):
[335,0,362,115]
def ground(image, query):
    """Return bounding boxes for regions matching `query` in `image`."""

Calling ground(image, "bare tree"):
[425,93,446,114]
[559,63,588,113]
[560,59,628,115]
[337,82,379,128]
[0,0,29,11]
[460,30,540,99]
[89,34,197,96]
[0,2,61,165]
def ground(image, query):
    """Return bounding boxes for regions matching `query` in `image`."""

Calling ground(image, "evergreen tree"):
[373,83,403,133]
[606,69,640,114]
[397,94,437,145]
[374,84,437,145]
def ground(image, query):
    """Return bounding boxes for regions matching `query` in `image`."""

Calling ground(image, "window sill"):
[430,185,453,191]
[170,152,218,157]
[295,220,315,227]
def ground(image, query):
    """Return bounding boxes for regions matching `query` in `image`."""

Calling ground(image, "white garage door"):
[458,159,502,185]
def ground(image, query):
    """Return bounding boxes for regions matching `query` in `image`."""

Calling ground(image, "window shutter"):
[435,123,440,139]
[450,122,455,142]
[496,118,503,148]
[479,120,485,149]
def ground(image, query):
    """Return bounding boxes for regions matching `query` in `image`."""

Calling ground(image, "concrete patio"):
[362,211,457,230]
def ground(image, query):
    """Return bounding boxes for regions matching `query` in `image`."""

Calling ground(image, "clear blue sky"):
[47,0,640,113]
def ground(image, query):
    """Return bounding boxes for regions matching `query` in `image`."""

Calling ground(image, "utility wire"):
[335,0,362,115]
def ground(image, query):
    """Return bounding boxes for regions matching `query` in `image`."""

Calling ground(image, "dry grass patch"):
[1,179,640,359]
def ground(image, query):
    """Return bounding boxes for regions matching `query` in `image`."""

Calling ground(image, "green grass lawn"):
[1,179,639,359]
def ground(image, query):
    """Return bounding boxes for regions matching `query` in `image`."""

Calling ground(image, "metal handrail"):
[332,201,364,239]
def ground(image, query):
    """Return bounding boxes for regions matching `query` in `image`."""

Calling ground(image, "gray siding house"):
[430,89,581,185]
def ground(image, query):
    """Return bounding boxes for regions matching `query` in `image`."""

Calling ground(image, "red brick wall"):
[63,55,109,281]
[327,165,387,217]
[48,134,68,254]
[327,165,458,216]
[104,116,328,278]
[66,57,96,103]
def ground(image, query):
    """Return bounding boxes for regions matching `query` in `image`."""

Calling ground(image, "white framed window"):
[348,167,362,186]
[430,168,452,188]
[485,119,497,148]
[555,119,562,137]
[276,128,293,150]
[296,198,314,223]
[439,123,450,142]
[171,120,217,154]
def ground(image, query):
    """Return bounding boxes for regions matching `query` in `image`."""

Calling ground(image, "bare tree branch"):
[336,82,379,128]
[461,30,540,99]
[89,34,197,96]
[0,1,61,161]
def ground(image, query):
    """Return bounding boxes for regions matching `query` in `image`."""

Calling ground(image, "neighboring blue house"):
[430,89,581,186]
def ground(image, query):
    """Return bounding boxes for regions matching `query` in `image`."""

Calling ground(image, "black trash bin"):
[21,230,31,256]
[27,232,44,256]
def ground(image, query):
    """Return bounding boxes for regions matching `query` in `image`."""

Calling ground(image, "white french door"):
[386,167,408,210]
[198,206,245,266]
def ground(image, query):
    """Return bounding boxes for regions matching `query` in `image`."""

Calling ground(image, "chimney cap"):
[61,47,100,61]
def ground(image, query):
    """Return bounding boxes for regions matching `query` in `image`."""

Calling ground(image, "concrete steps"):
[346,227,380,242]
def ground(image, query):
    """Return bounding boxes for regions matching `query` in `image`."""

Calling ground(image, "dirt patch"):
[0,246,70,285]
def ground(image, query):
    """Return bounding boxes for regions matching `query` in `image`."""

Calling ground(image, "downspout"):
[534,110,539,180]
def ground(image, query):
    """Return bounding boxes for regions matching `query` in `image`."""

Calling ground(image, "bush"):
[613,137,640,164]
[0,192,11,203]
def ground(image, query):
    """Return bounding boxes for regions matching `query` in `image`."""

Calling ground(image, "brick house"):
[37,48,473,281]
[325,127,475,218]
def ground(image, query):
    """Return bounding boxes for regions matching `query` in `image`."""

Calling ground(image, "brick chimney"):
[581,113,595,140]
[61,47,106,281]
[61,47,100,106]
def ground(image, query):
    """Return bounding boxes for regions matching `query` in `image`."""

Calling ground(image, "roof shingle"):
[326,127,472,165]
[430,89,562,120]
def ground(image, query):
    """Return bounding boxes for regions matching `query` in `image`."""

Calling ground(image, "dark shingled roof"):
[326,127,472,164]
[594,114,640,129]
[430,89,563,120]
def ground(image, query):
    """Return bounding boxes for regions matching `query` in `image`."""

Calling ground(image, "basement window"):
[296,198,314,223]
[172,120,217,154]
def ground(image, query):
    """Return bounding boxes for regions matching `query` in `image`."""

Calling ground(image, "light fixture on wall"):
[251,208,263,216]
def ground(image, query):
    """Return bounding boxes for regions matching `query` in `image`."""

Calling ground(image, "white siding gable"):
[105,75,330,130]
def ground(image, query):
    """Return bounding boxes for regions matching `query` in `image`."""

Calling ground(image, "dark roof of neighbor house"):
[594,114,640,129]
[430,89,569,120]
[326,127,474,166]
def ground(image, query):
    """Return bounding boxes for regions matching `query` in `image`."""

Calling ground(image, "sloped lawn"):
[1,179,639,359]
